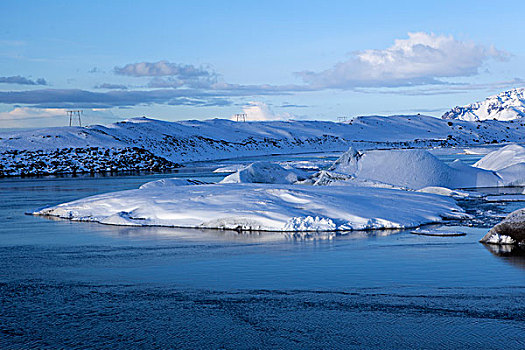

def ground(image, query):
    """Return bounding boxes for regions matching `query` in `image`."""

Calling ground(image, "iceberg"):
[470,144,525,186]
[473,144,525,171]
[326,147,501,189]
[32,183,467,233]
[220,161,308,184]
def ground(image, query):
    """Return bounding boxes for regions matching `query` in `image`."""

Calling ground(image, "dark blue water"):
[1,152,524,349]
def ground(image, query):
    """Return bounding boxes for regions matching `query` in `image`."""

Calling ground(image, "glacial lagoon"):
[1,151,524,349]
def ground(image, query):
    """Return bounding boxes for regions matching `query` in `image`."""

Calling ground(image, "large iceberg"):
[33,183,466,233]
[326,148,501,189]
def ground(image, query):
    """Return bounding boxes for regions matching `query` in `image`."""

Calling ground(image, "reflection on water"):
[40,214,404,242]
[483,243,525,270]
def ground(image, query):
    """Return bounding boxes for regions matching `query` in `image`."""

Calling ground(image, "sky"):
[1,0,525,128]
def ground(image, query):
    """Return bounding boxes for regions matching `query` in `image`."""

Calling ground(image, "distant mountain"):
[442,88,525,121]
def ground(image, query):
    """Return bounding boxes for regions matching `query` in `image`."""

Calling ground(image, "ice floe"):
[485,194,525,202]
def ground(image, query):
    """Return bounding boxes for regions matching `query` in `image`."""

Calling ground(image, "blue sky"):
[1,0,525,127]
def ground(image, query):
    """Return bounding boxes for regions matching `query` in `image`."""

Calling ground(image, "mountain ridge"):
[442,88,525,121]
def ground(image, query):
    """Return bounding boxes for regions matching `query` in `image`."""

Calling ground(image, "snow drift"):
[473,144,525,186]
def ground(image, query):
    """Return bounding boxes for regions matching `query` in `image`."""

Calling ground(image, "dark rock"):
[481,208,525,244]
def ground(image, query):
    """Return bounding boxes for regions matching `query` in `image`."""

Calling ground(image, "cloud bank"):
[0,85,300,109]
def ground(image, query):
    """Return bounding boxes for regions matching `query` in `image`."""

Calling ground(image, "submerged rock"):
[481,208,525,245]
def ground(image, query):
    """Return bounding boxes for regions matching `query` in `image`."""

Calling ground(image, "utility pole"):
[67,110,83,127]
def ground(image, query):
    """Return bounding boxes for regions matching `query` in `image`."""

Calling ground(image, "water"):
[1,152,524,349]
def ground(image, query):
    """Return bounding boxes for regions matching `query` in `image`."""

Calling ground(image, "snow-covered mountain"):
[442,88,525,121]
[2,115,525,176]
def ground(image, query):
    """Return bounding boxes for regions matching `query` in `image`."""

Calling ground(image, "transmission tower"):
[67,110,83,127]
[234,113,247,122]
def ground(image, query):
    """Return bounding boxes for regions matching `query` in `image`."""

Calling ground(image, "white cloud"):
[230,102,292,121]
[114,61,214,79]
[297,32,508,89]
[114,61,219,90]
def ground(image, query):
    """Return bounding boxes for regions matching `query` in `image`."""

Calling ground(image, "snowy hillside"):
[442,88,525,121]
[2,115,525,176]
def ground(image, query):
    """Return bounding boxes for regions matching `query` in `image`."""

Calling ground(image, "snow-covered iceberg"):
[474,144,525,171]
[480,208,525,245]
[32,183,466,233]
[220,162,307,184]
[471,144,525,187]
[325,148,501,189]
